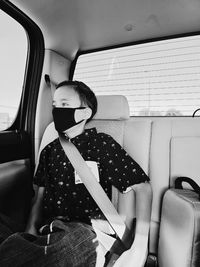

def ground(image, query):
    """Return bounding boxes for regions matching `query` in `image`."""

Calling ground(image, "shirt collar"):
[70,127,97,144]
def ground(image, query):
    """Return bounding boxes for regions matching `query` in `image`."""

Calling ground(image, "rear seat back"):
[170,136,200,187]
[86,96,151,224]
[149,118,200,254]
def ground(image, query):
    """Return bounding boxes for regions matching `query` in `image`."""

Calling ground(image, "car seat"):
[158,135,200,267]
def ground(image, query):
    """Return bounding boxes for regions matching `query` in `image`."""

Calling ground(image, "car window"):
[74,35,200,116]
[0,10,27,130]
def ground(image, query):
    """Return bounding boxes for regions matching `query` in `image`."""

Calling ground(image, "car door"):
[0,1,44,226]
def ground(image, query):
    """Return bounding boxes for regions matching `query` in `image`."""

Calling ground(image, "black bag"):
[0,220,97,267]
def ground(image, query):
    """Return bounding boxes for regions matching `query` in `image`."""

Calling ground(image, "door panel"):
[0,131,33,225]
[0,131,30,163]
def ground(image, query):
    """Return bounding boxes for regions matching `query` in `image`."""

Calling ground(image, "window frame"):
[0,0,44,165]
[0,0,44,131]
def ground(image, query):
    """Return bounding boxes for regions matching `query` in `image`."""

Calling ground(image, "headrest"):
[94,95,129,120]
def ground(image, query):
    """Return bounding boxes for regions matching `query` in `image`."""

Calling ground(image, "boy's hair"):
[56,80,97,123]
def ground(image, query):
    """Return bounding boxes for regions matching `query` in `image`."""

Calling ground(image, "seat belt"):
[59,134,131,247]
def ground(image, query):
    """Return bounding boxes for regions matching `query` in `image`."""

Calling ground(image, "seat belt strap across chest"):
[59,134,127,241]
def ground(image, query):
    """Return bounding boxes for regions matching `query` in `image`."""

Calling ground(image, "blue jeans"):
[0,214,98,267]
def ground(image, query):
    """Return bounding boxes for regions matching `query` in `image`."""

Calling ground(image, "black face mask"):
[52,107,86,133]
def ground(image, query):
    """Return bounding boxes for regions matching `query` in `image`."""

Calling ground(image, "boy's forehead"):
[53,85,79,99]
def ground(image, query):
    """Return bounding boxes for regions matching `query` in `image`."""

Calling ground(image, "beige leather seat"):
[37,95,152,264]
[149,118,200,267]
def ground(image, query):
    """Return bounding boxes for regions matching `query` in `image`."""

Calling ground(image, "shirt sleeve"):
[33,148,47,187]
[101,134,150,193]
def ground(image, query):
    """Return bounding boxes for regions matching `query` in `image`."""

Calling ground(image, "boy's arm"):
[113,182,152,267]
[25,185,45,235]
[131,181,152,241]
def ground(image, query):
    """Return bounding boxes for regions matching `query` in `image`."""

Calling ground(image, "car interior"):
[1,0,200,266]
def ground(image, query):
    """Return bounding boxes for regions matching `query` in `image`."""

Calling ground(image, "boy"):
[26,81,152,266]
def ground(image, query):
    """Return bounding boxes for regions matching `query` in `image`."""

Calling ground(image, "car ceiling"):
[10,0,200,60]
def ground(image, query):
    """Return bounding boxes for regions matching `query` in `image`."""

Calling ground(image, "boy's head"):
[53,80,97,123]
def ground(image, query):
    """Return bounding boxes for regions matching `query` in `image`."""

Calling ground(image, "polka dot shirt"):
[33,128,149,225]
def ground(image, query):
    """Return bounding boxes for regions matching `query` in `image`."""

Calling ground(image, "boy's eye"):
[61,102,69,107]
